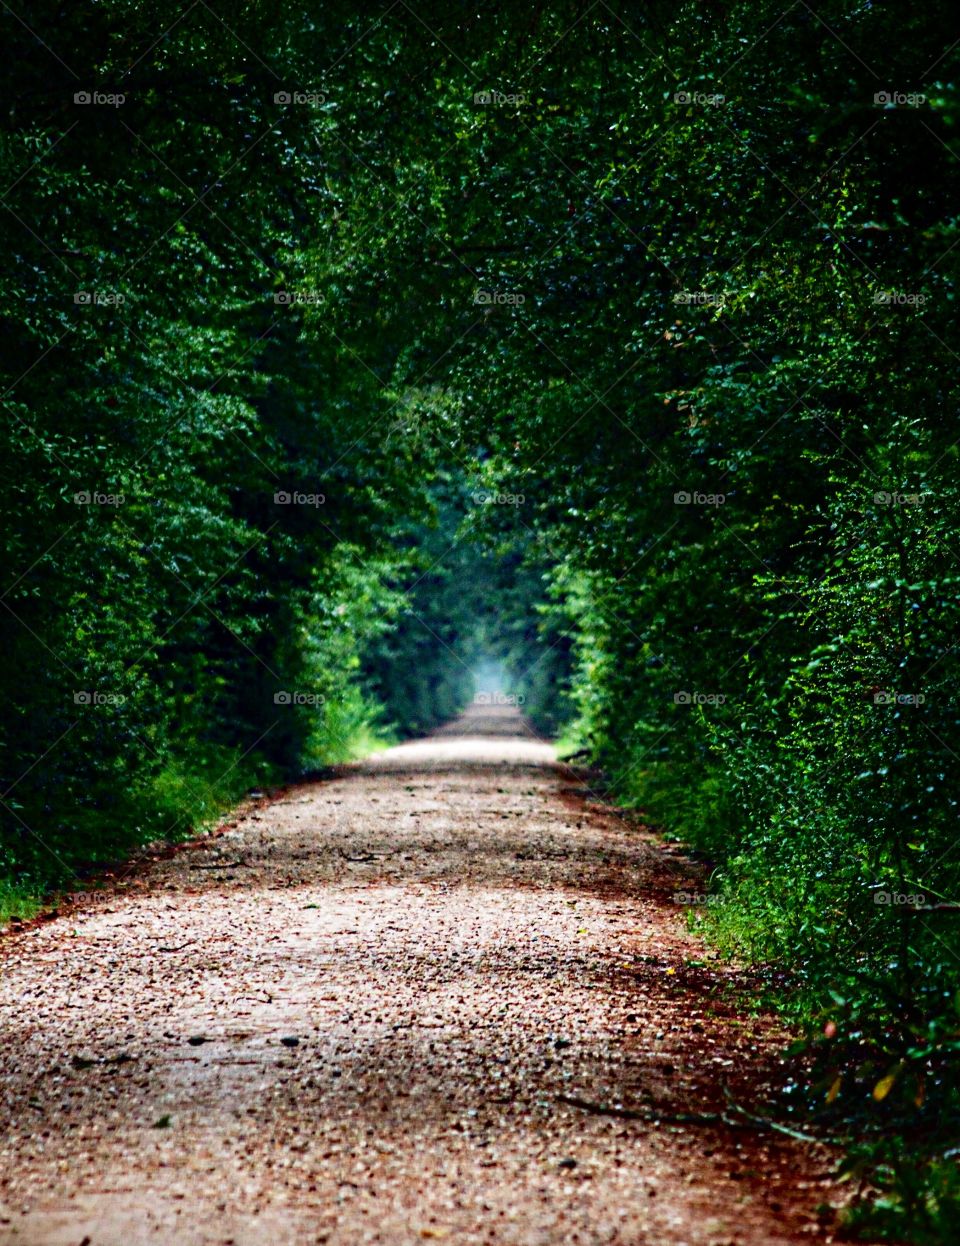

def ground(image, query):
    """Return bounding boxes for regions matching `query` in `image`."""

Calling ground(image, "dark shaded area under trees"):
[2,2,959,1237]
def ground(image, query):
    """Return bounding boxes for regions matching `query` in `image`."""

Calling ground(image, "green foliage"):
[0,2,458,893]
[299,2,957,1234]
[0,879,43,927]
[0,0,559,898]
[3,4,959,1236]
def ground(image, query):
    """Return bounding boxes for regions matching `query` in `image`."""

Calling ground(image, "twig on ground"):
[557,1092,721,1125]
[721,1088,834,1145]
[559,1091,833,1145]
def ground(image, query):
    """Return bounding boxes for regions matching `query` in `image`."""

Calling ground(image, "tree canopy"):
[3,2,959,1234]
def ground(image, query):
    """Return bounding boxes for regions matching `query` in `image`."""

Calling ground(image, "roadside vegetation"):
[2,3,958,1236]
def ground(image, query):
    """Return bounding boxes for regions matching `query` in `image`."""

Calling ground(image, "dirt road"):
[0,706,843,1245]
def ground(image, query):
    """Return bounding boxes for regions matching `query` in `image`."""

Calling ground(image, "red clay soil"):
[0,706,858,1245]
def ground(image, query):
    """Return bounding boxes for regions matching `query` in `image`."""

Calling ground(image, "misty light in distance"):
[471,660,526,709]
[472,659,506,701]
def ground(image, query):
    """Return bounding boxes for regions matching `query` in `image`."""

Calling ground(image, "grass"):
[553,728,585,761]
[575,743,960,1245]
[304,692,395,766]
[139,749,272,841]
[0,878,44,926]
